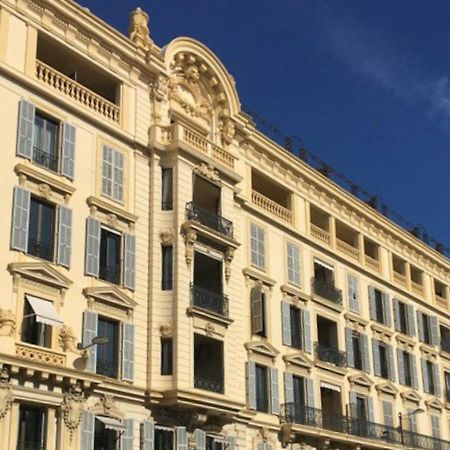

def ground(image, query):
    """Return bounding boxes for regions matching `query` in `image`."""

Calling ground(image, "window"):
[373,340,394,380]
[379,343,389,379]
[251,284,266,337]
[161,245,173,290]
[369,287,391,327]
[250,223,265,269]
[374,289,384,323]
[21,297,52,348]
[293,375,306,407]
[96,317,119,378]
[398,302,407,334]
[417,312,438,346]
[403,351,412,386]
[422,359,440,396]
[17,100,76,179]
[427,360,435,394]
[206,436,225,450]
[398,350,417,388]
[11,188,73,267]
[101,145,124,203]
[287,242,300,286]
[255,364,269,413]
[440,325,450,353]
[282,302,311,352]
[94,418,118,450]
[194,334,224,394]
[423,314,431,344]
[161,337,173,375]
[17,405,46,450]
[290,306,302,349]
[99,228,121,285]
[155,427,174,450]
[161,168,173,210]
[352,332,363,370]
[445,372,450,403]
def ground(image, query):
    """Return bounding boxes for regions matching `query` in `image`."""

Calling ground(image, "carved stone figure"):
[185,65,200,84]
[62,384,85,440]
[0,308,16,336]
[0,368,13,421]
[59,325,80,354]
[183,228,197,268]
[129,7,153,50]
[194,163,220,182]
[219,117,235,146]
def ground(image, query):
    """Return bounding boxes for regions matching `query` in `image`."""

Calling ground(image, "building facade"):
[0,1,449,450]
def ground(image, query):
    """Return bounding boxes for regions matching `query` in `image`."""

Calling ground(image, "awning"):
[26,295,63,328]
[314,259,334,271]
[320,381,341,392]
[96,416,126,432]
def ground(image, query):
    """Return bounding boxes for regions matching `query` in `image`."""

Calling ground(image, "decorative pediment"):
[283,352,312,370]
[400,389,422,403]
[83,287,136,311]
[348,372,374,388]
[245,340,279,359]
[375,380,399,396]
[8,262,72,290]
[425,398,444,411]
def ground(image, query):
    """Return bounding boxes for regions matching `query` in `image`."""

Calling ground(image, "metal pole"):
[398,412,404,446]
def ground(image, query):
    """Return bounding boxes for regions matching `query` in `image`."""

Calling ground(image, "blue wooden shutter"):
[388,344,396,382]
[82,311,98,372]
[301,309,312,353]
[407,304,416,337]
[287,243,300,286]
[397,349,405,385]
[305,378,315,408]
[17,99,35,159]
[11,187,30,252]
[226,437,236,450]
[122,322,135,382]
[176,427,188,450]
[194,429,205,450]
[251,285,264,334]
[348,274,359,313]
[362,334,370,373]
[393,298,401,331]
[433,363,441,397]
[281,302,291,346]
[121,419,134,450]
[411,354,418,389]
[383,293,392,327]
[382,401,394,427]
[102,145,113,197]
[57,206,72,267]
[85,217,100,277]
[431,415,440,438]
[372,339,381,377]
[270,368,279,415]
[140,420,154,450]
[61,122,76,179]
[124,233,136,290]
[284,372,294,404]
[430,316,440,346]
[368,286,376,320]
[81,411,94,450]
[113,149,124,202]
[348,392,357,417]
[345,328,354,368]
[247,361,256,409]
[422,358,429,393]
[417,311,424,342]
[367,397,375,423]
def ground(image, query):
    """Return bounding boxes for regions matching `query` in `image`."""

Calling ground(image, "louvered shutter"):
[408,408,418,432]
[246,361,256,409]
[367,397,375,423]
[407,304,416,337]
[270,368,279,415]
[121,419,134,450]
[82,311,98,372]
[226,437,236,450]
[397,349,405,385]
[281,302,292,346]
[113,149,124,202]
[250,285,264,334]
[81,411,95,450]
[301,309,312,353]
[417,311,425,342]
[257,226,265,268]
[372,339,381,377]
[348,274,359,313]
[383,293,392,327]
[102,145,113,197]
[345,328,354,368]
[140,420,154,450]
[176,427,188,450]
[383,401,394,427]
[194,429,206,450]
[305,378,315,408]
[122,322,135,382]
[17,99,35,159]
[433,363,441,397]
[348,392,357,418]
[287,243,300,286]
[57,206,72,267]
[362,334,370,373]
[61,122,76,179]
[422,358,430,393]
[393,298,401,331]
[368,286,376,320]
[11,187,30,252]
[284,372,294,404]
[85,217,100,277]
[411,354,419,389]
[388,345,396,382]
[124,233,136,290]
[431,416,440,438]
[430,316,440,346]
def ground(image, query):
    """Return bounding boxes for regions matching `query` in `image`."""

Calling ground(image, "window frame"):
[101,145,125,204]
[98,225,123,285]
[17,404,47,450]
[286,241,301,286]
[33,111,60,173]
[161,167,173,211]
[161,245,173,291]
[255,363,270,413]
[21,296,53,348]
[160,337,173,376]
[96,315,121,379]
[378,342,389,379]
[374,289,385,324]
[250,222,266,270]
[28,196,56,262]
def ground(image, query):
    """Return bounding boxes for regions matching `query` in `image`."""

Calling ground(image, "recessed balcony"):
[410,266,424,296]
[392,255,407,287]
[310,205,331,245]
[191,284,229,318]
[364,238,380,272]
[312,277,342,304]
[335,221,360,260]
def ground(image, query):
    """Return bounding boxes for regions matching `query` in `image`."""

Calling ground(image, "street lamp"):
[78,336,110,351]
[398,408,424,445]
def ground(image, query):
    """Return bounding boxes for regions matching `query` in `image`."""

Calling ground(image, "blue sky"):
[82,0,449,250]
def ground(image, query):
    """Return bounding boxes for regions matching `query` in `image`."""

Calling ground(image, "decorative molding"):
[370,323,394,340]
[224,248,234,283]
[280,284,309,305]
[183,227,197,268]
[218,117,235,147]
[245,340,279,360]
[242,267,276,288]
[348,372,374,388]
[86,196,138,224]
[0,368,13,421]
[90,394,124,419]
[375,380,399,396]
[160,322,174,338]
[425,397,444,411]
[160,229,175,246]
[59,325,81,354]
[62,384,85,440]
[395,333,416,350]
[15,342,66,367]
[283,352,313,370]
[194,163,220,183]
[0,308,16,337]
[400,389,421,403]
[128,7,153,51]
[344,312,369,328]
[8,262,72,291]
[83,286,136,312]
[419,344,439,358]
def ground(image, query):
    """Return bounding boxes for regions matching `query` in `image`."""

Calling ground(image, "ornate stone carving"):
[106,213,118,229]
[194,163,220,182]
[160,322,174,338]
[205,322,215,337]
[129,7,153,50]
[183,228,197,268]
[0,308,16,336]
[62,384,85,440]
[160,229,175,246]
[59,325,80,354]
[219,117,235,146]
[0,368,13,421]
[91,394,123,419]
[224,248,234,283]
[38,183,51,199]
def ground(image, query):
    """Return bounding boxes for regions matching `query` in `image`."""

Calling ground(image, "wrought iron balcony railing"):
[99,265,121,285]
[96,357,118,379]
[280,403,450,450]
[33,147,58,172]
[186,202,234,238]
[312,277,343,304]
[28,238,53,261]
[194,374,224,394]
[315,342,347,367]
[191,284,229,317]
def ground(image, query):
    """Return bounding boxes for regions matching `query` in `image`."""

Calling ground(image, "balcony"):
[411,280,423,296]
[365,254,380,272]
[191,284,229,317]
[336,221,360,260]
[33,147,58,172]
[312,278,342,304]
[194,374,224,394]
[310,223,331,245]
[28,238,53,261]
[251,190,293,223]
[280,404,450,450]
[186,202,233,239]
[315,342,347,367]
[336,238,359,260]
[393,271,407,287]
[310,206,331,245]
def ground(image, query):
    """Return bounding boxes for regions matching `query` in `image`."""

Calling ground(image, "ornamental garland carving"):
[58,325,81,354]
[0,308,16,336]
[194,163,220,183]
[0,368,13,421]
[62,385,85,440]
[183,228,197,268]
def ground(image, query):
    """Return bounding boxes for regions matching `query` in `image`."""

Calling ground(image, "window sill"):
[15,342,66,367]
[280,284,309,304]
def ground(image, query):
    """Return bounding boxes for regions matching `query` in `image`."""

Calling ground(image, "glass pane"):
[28,198,54,261]
[96,317,118,378]
[18,405,45,450]
[99,229,121,284]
